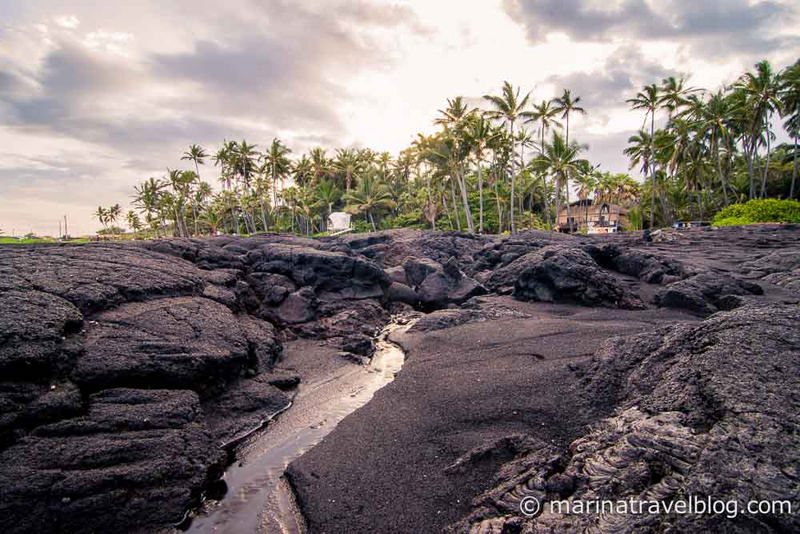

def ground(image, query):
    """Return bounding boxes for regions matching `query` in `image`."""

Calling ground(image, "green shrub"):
[387,210,427,229]
[712,199,800,227]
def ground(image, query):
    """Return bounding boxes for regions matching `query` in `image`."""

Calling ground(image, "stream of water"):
[185,317,413,534]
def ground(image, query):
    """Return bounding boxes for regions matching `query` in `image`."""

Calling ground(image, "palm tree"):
[573,160,597,229]
[421,132,474,232]
[534,131,584,231]
[309,147,330,184]
[464,114,494,232]
[126,210,142,235]
[552,89,586,227]
[734,61,781,198]
[551,89,586,147]
[780,59,800,198]
[180,165,203,235]
[181,144,207,179]
[627,84,660,228]
[659,77,696,121]
[235,140,259,191]
[435,96,474,128]
[315,179,342,232]
[133,177,166,235]
[343,173,396,231]
[526,100,561,229]
[333,148,362,191]
[516,126,536,218]
[689,91,729,207]
[107,204,122,237]
[200,209,224,235]
[94,206,108,234]
[293,155,314,187]
[264,138,292,209]
[484,81,532,234]
[167,168,193,236]
[213,142,234,191]
[433,97,476,231]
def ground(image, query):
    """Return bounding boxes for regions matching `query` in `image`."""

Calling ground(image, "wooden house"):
[556,199,629,233]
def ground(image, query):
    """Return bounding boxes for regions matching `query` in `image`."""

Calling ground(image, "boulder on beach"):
[402,256,487,309]
[509,246,646,309]
[654,272,763,315]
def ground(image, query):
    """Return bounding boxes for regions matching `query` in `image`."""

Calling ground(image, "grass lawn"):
[0,237,92,244]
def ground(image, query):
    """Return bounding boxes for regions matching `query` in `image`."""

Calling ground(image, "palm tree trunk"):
[566,114,574,232]
[509,120,516,234]
[714,137,730,207]
[554,174,561,231]
[585,199,589,230]
[540,127,552,231]
[564,173,572,232]
[519,145,525,225]
[747,135,757,199]
[193,161,200,235]
[791,136,798,199]
[649,111,656,229]
[260,202,268,232]
[494,179,503,233]
[450,178,461,231]
[760,115,771,198]
[477,161,484,233]
[456,167,474,233]
[542,173,552,230]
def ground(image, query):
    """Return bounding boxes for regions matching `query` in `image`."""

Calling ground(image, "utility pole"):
[64,215,68,240]
[59,220,62,239]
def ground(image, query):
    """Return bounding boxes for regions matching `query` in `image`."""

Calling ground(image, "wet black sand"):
[287,226,800,534]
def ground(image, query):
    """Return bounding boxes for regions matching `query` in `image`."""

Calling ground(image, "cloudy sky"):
[1,0,798,235]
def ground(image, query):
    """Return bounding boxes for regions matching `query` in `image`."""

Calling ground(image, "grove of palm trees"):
[103,58,800,239]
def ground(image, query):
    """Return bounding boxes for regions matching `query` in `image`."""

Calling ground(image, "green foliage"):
[351,219,373,233]
[712,198,800,226]
[97,226,127,235]
[389,209,427,229]
[105,59,799,240]
[626,206,644,230]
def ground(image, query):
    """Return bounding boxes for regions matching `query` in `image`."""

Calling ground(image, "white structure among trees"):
[327,212,352,235]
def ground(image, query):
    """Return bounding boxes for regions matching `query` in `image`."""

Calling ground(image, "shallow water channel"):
[185,317,413,534]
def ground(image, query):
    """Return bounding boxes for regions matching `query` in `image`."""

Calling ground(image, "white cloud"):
[54,15,79,29]
[0,0,798,235]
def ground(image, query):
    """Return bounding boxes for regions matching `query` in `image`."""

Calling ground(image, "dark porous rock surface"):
[654,272,763,315]
[0,290,83,380]
[75,297,253,395]
[408,295,532,332]
[0,244,208,314]
[0,234,395,533]
[0,387,225,534]
[2,226,800,533]
[451,304,800,533]
[511,246,646,309]
[342,229,493,273]
[401,256,487,309]
[584,243,692,283]
[741,249,800,295]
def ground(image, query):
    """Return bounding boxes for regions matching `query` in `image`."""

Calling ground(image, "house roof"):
[558,201,629,216]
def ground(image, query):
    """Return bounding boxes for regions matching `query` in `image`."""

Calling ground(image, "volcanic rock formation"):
[1,226,798,533]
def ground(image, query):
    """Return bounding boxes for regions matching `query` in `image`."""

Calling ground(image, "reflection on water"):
[186,318,413,534]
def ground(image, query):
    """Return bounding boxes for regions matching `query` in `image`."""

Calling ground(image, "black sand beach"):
[1,226,799,533]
